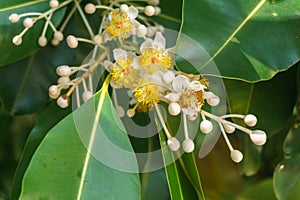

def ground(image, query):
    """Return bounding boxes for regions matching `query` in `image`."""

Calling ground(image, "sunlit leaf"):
[11,103,70,200]
[178,0,300,81]
[19,80,141,199]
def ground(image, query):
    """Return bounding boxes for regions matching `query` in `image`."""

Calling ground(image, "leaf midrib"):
[0,0,46,12]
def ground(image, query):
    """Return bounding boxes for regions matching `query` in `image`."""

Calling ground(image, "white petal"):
[104,60,113,71]
[154,32,165,49]
[172,75,190,93]
[127,6,138,19]
[140,38,153,52]
[131,56,141,70]
[113,48,127,60]
[190,81,206,91]
[165,93,180,102]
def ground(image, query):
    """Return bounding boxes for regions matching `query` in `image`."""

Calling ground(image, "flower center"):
[179,89,204,112]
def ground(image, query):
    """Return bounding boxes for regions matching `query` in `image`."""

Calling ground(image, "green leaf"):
[0,0,66,66]
[224,66,297,175]
[11,103,70,200]
[156,107,205,200]
[0,42,75,115]
[0,10,94,115]
[274,125,300,200]
[19,79,141,199]
[178,0,300,81]
[237,178,276,200]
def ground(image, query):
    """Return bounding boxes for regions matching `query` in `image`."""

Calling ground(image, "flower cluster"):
[9,0,267,163]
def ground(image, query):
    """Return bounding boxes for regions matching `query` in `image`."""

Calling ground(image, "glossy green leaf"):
[0,0,66,66]
[237,178,276,200]
[274,125,300,200]
[0,9,95,115]
[156,108,205,200]
[19,80,141,199]
[224,66,297,175]
[11,103,70,200]
[178,0,300,81]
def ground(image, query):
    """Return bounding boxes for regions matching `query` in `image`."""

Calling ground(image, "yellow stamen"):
[133,83,160,110]
[105,10,133,39]
[140,47,172,73]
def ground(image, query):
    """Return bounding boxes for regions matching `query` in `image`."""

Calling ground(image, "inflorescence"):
[9,0,267,163]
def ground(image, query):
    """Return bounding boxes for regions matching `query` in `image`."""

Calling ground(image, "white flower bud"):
[115,105,125,117]
[207,95,220,106]
[56,65,71,77]
[23,17,34,28]
[203,91,214,99]
[85,3,96,14]
[250,130,267,146]
[13,35,22,46]
[230,150,243,163]
[120,4,129,13]
[244,114,257,127]
[82,91,93,102]
[127,109,135,117]
[54,31,64,41]
[136,24,147,37]
[167,137,180,151]
[168,102,181,116]
[9,13,20,23]
[144,5,155,16]
[93,35,102,45]
[182,139,194,153]
[200,120,213,134]
[66,35,78,48]
[146,27,156,37]
[49,0,59,8]
[58,76,70,85]
[223,124,235,134]
[51,38,60,46]
[154,7,161,15]
[38,36,47,47]
[48,85,60,99]
[162,70,175,84]
[147,0,160,6]
[57,95,70,108]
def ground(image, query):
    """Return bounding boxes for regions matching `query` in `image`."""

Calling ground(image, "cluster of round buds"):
[9,0,70,47]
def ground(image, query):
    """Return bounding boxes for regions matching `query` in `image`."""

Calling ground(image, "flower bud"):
[207,95,220,106]
[51,38,60,46]
[250,130,267,145]
[136,24,147,37]
[182,139,194,153]
[57,95,70,108]
[54,31,64,41]
[115,105,125,117]
[9,13,20,23]
[167,137,180,151]
[154,7,161,15]
[49,0,59,8]
[168,102,181,116]
[66,35,78,48]
[147,0,160,6]
[230,150,243,163]
[200,120,213,134]
[82,91,93,102]
[144,5,155,16]
[120,4,129,13]
[56,65,71,77]
[38,36,48,47]
[223,124,235,134]
[127,108,135,117]
[244,114,257,127]
[93,35,103,45]
[85,3,96,14]
[13,35,22,46]
[23,17,34,28]
[48,85,60,99]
